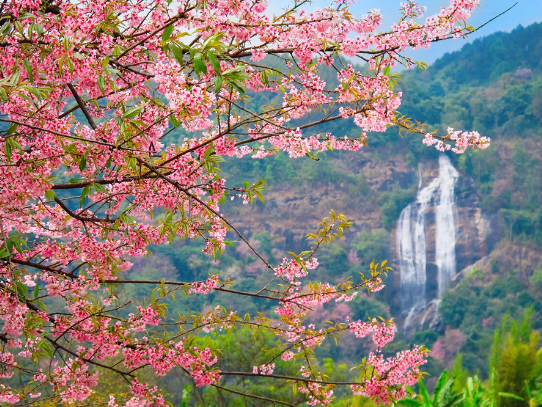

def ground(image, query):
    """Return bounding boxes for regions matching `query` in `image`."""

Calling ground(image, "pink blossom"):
[0,0,482,404]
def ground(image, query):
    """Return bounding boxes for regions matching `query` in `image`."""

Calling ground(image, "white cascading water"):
[396,155,459,331]
[435,156,459,295]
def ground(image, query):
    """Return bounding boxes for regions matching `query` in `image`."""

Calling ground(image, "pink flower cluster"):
[350,345,428,404]
[189,275,220,294]
[349,319,395,347]
[281,351,295,361]
[0,353,17,378]
[0,291,29,336]
[124,341,219,386]
[0,385,20,404]
[273,258,308,282]
[0,0,482,403]
[300,381,334,406]
[107,378,167,407]
[423,128,491,153]
[253,363,275,375]
[367,277,385,292]
[50,359,99,403]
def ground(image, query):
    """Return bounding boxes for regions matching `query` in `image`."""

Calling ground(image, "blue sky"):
[269,0,542,64]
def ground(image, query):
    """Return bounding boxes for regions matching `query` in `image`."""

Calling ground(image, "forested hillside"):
[395,23,542,380]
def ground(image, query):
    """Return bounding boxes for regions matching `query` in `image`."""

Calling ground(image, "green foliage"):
[397,314,542,407]
[439,265,542,376]
[351,229,390,267]
[379,186,417,228]
[449,354,468,394]
[194,327,303,406]
[528,267,542,300]
[399,371,463,407]
[489,310,541,407]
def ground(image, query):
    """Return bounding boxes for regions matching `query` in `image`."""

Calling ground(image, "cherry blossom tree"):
[0,0,490,405]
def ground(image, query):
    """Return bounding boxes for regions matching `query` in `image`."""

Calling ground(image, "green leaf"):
[15,281,28,296]
[17,91,34,102]
[80,184,92,206]
[4,139,12,160]
[228,80,245,95]
[3,137,21,161]
[203,144,214,159]
[222,66,247,77]
[97,75,105,93]
[66,57,74,74]
[193,53,207,76]
[93,183,106,193]
[125,156,137,172]
[398,399,422,407]
[202,31,223,50]
[162,24,174,43]
[214,76,224,93]
[254,190,264,203]
[25,85,42,101]
[68,178,84,183]
[498,392,524,401]
[418,380,431,405]
[123,106,142,119]
[23,59,33,83]
[63,143,76,153]
[0,22,11,36]
[79,152,87,171]
[44,190,55,201]
[6,123,18,135]
[260,70,269,86]
[33,283,39,299]
[206,51,221,75]
[8,69,20,86]
[0,247,9,259]
[433,370,448,400]
[2,237,12,253]
[13,238,28,253]
[169,113,180,127]
[35,23,43,36]
[34,300,47,311]
[63,35,70,51]
[169,43,185,65]
[37,340,54,359]
[100,56,110,68]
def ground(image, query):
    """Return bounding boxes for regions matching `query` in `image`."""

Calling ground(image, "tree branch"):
[211,383,296,407]
[67,83,97,130]
[54,197,115,223]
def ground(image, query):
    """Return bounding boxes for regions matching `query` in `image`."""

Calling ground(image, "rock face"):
[225,152,415,253]
[393,156,495,336]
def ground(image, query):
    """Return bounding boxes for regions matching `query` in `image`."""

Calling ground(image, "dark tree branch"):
[54,197,115,223]
[67,83,97,130]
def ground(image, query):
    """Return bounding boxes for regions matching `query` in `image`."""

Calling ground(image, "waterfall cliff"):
[435,157,459,295]
[396,155,459,331]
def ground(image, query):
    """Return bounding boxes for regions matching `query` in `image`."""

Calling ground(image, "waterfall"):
[435,156,459,295]
[396,155,459,330]
[396,179,439,311]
